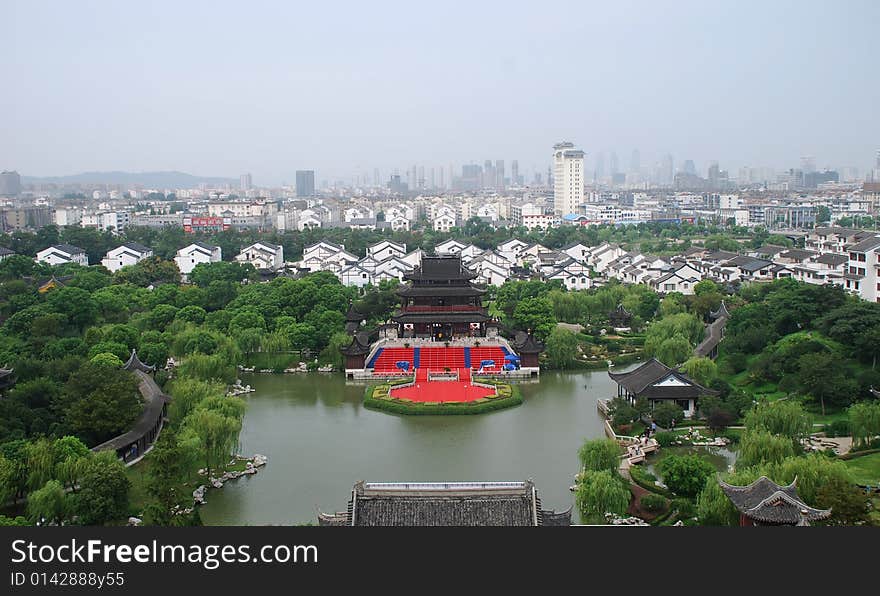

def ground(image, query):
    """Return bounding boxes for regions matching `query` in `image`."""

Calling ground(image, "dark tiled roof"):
[815,253,848,266]
[122,349,156,373]
[404,255,477,281]
[0,246,15,256]
[847,236,880,252]
[724,256,772,271]
[514,332,545,354]
[392,312,490,324]
[326,481,568,526]
[779,249,816,261]
[122,242,152,254]
[397,285,486,297]
[52,243,86,255]
[608,358,716,399]
[719,476,831,525]
[340,332,371,355]
[753,244,787,257]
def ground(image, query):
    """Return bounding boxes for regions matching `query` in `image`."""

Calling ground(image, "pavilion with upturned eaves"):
[719,476,831,526]
[340,254,542,380]
[393,255,491,340]
[608,358,717,419]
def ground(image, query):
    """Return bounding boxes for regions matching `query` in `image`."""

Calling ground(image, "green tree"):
[189,261,256,287]
[74,452,131,525]
[90,352,125,368]
[511,297,556,340]
[544,328,580,369]
[658,454,715,497]
[575,470,631,521]
[681,357,718,385]
[796,351,859,414]
[651,401,684,429]
[578,438,621,473]
[743,401,812,448]
[60,362,141,446]
[143,429,186,526]
[180,408,242,478]
[27,480,69,525]
[848,401,880,450]
[696,476,738,526]
[815,476,869,526]
[736,429,795,469]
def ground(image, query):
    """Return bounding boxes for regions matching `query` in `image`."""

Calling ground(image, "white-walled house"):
[367,240,406,262]
[433,213,456,232]
[469,259,510,286]
[561,242,591,263]
[436,239,467,255]
[175,243,221,280]
[650,263,703,295]
[235,241,284,271]
[36,244,89,267]
[546,258,592,289]
[100,242,153,273]
[339,264,374,288]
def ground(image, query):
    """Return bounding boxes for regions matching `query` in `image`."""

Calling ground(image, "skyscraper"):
[682,160,697,176]
[295,170,315,197]
[595,152,605,182]
[240,173,252,191]
[662,154,674,185]
[483,160,495,189]
[511,160,520,186]
[609,152,619,176]
[553,141,585,215]
[0,171,21,196]
[630,149,641,173]
[495,160,505,190]
[800,156,816,174]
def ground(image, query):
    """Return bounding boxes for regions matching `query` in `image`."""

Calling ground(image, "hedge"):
[629,465,675,498]
[363,383,523,416]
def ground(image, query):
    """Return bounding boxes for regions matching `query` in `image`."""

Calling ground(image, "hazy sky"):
[3,0,879,185]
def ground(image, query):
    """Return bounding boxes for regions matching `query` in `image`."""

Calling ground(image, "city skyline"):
[3,1,879,185]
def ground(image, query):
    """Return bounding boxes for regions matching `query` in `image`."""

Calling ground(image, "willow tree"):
[743,400,812,448]
[736,429,795,469]
[578,438,622,473]
[575,470,630,522]
[849,401,880,450]
[180,396,246,478]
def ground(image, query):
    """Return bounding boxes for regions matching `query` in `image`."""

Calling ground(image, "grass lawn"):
[842,452,880,487]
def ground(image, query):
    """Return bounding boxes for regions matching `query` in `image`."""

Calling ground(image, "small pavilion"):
[608,358,717,419]
[719,476,831,526]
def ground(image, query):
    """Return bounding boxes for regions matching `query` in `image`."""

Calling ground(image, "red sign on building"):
[183,216,231,233]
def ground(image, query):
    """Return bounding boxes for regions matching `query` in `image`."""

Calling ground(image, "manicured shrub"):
[654,431,675,447]
[658,455,715,497]
[640,493,667,513]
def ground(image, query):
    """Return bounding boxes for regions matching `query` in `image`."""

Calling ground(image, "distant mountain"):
[21,171,238,188]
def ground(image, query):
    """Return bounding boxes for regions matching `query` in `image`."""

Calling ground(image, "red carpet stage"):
[390,377,496,403]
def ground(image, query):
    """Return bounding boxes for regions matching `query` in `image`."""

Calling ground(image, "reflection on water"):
[200,367,635,526]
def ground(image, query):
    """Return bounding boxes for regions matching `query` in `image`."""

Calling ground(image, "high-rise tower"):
[553,141,585,215]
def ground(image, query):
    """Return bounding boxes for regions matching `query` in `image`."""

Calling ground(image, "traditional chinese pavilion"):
[394,255,490,340]
[608,358,717,419]
[719,476,831,526]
